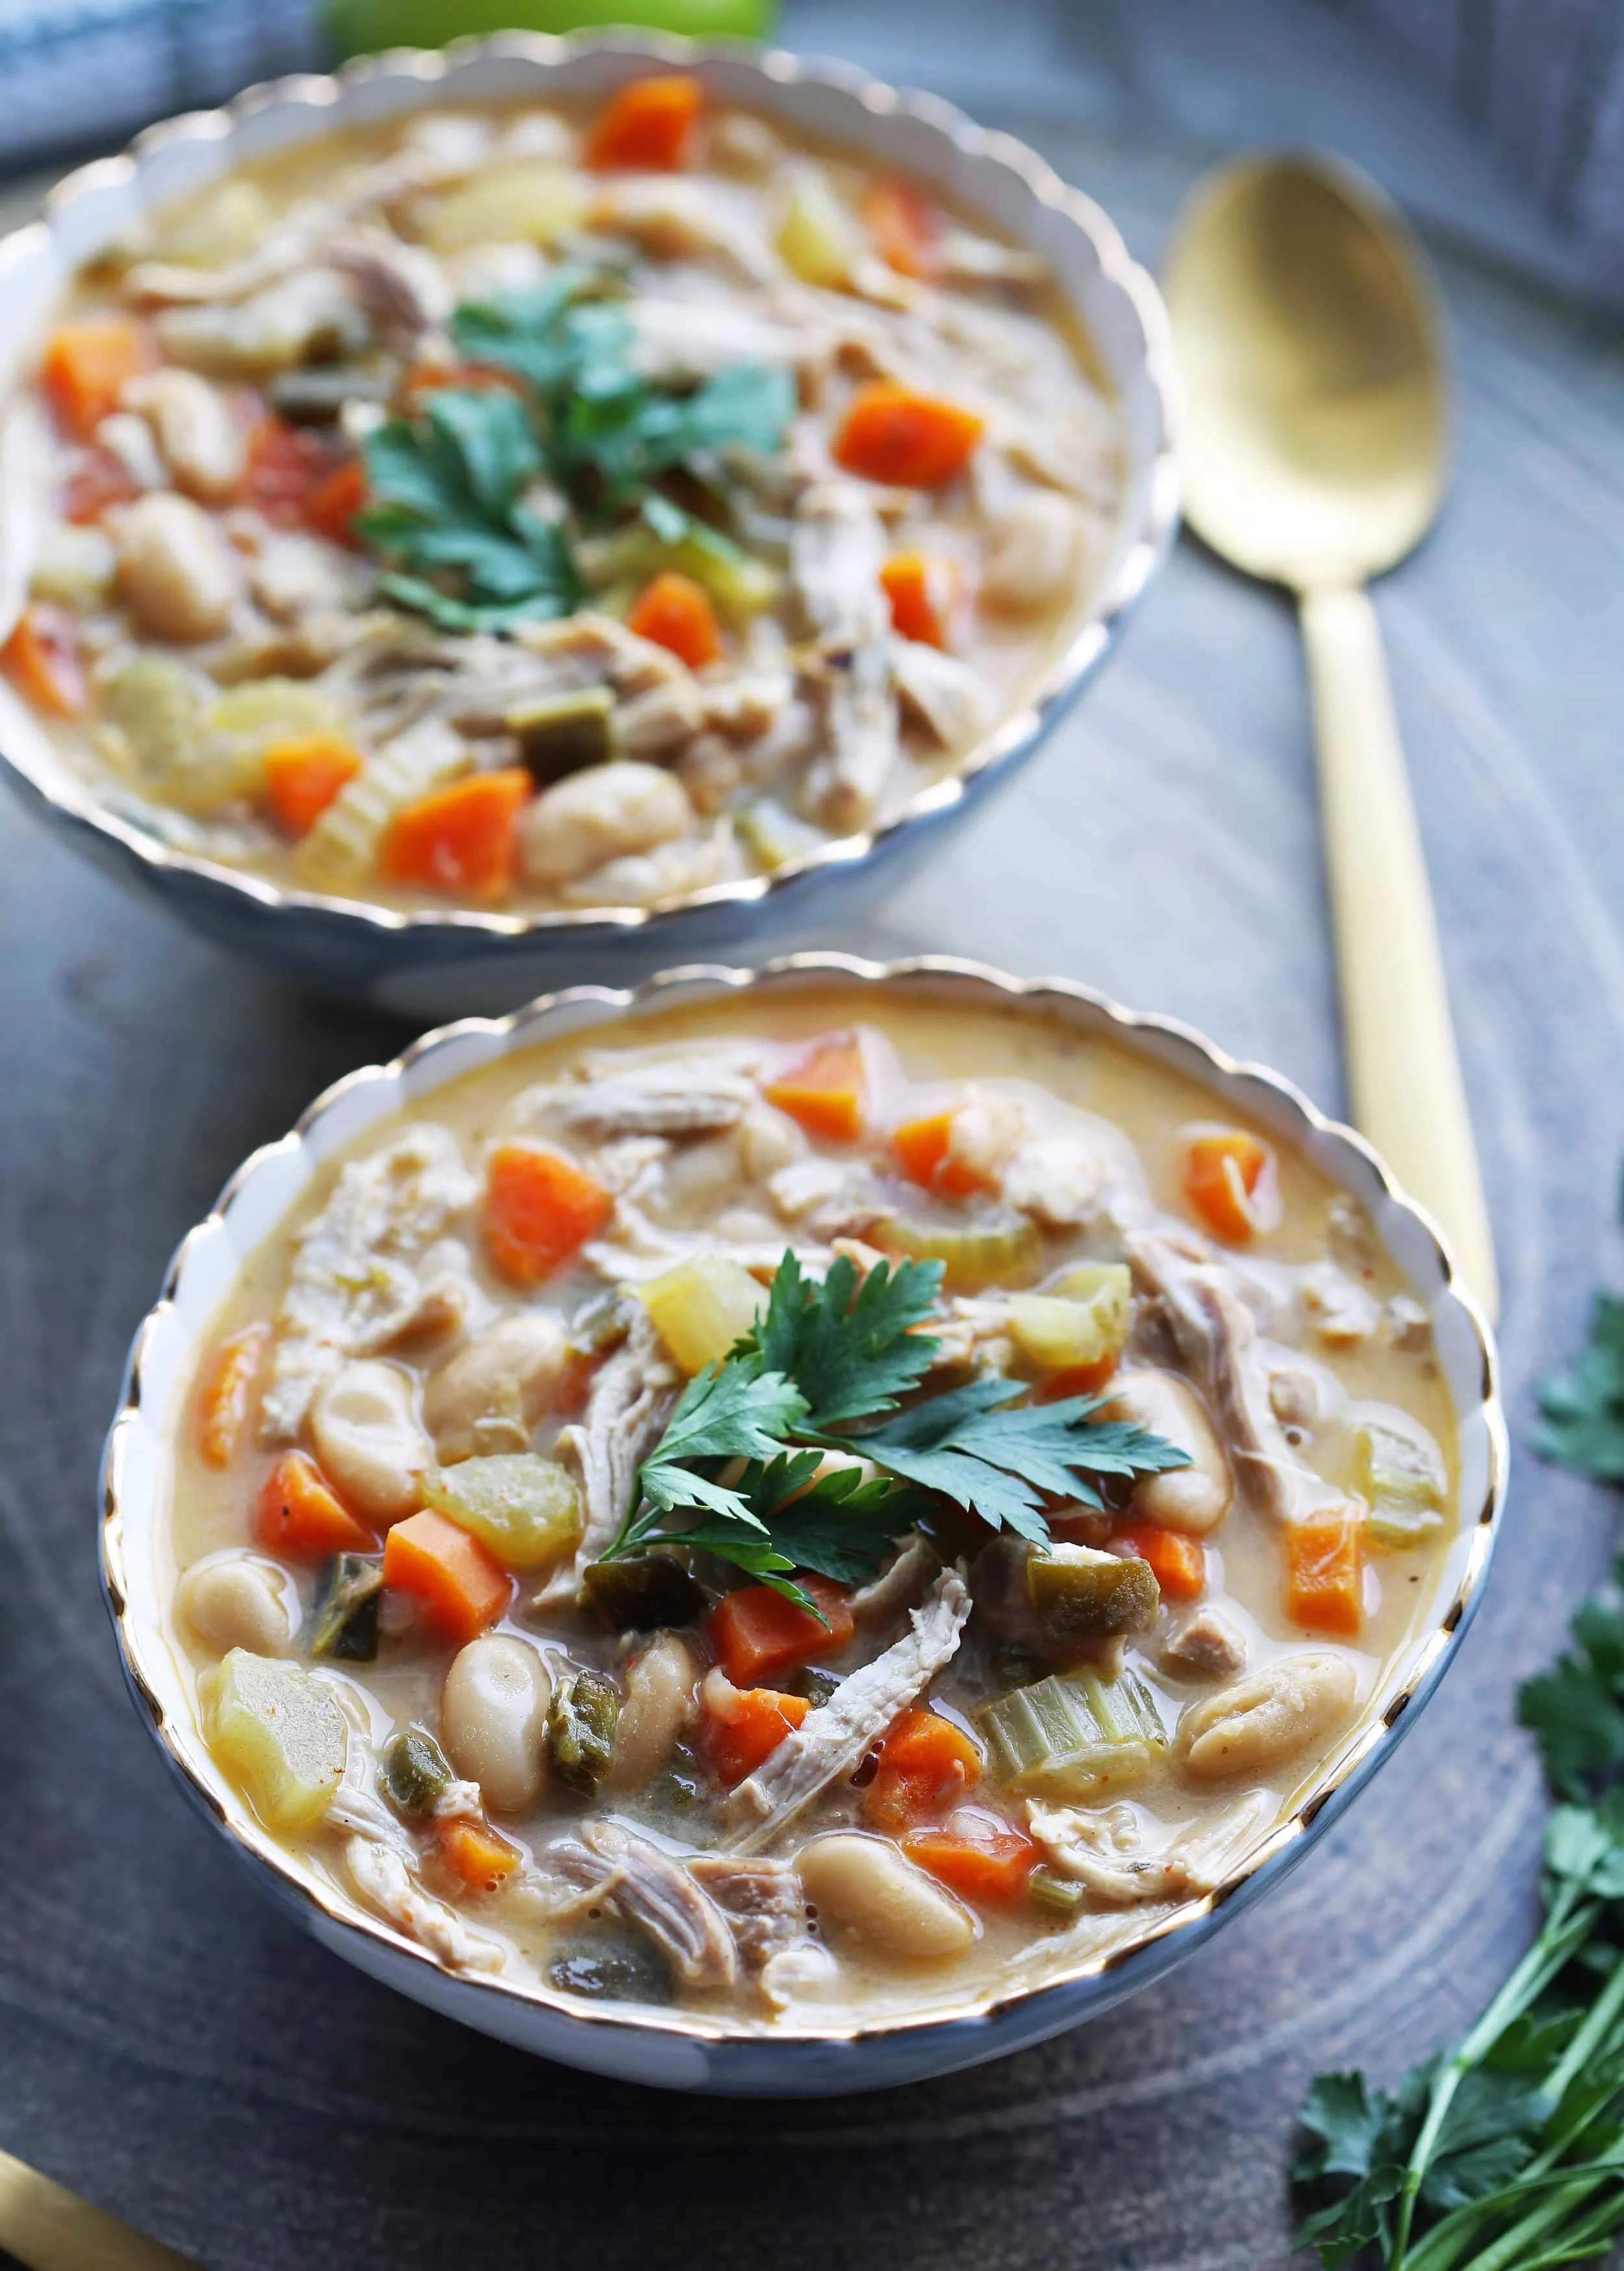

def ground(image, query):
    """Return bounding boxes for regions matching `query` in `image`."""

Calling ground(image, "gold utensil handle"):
[0,2148,201,2271]
[1299,582,1499,1320]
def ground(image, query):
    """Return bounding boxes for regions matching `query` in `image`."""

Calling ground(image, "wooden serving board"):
[2,97,1623,2271]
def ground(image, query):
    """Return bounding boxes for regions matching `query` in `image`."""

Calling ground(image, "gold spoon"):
[0,2147,201,2271]
[1164,153,1498,1319]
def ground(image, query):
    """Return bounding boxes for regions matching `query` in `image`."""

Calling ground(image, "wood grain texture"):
[1,117,1623,2271]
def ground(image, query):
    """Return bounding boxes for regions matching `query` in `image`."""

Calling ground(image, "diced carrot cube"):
[1111,1520,1206,1602]
[381,768,531,902]
[1,606,86,719]
[700,1685,811,1788]
[1032,1356,1119,1403]
[1286,1505,1364,1636]
[304,456,367,546]
[1184,1129,1271,1243]
[435,1816,522,1892]
[627,571,722,668]
[762,1036,866,1142]
[196,1324,270,1470]
[865,1706,983,1830]
[252,1452,375,1561]
[904,1810,1037,1903]
[40,318,154,439]
[892,1108,994,1198]
[585,74,704,171]
[707,1577,854,1689]
[238,415,324,526]
[832,381,984,487]
[263,734,364,837]
[880,552,963,648]
[483,1143,614,1286]
[863,180,939,279]
[383,1509,513,1645]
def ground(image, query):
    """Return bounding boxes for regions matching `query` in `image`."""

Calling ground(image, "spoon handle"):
[1299,582,1499,1321]
[0,2147,201,2270]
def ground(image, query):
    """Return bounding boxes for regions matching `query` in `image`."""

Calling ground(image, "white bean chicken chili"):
[165,989,1460,2025]
[5,73,1122,915]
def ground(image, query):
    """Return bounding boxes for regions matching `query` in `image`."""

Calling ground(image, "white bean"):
[124,368,246,502]
[309,1360,429,1524]
[116,491,241,641]
[1107,1369,1233,1535]
[798,1835,977,1963]
[439,1636,551,1814]
[177,1554,294,1658]
[422,1313,569,1464]
[518,761,693,887]
[979,491,1085,615]
[611,1632,698,1792]
[1180,1652,1356,1782]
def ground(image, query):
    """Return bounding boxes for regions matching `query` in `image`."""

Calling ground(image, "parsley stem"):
[1452,2138,1624,2271]
[1389,1891,1600,2270]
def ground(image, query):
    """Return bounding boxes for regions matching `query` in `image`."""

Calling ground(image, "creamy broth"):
[8,81,1119,914]
[159,990,1458,2028]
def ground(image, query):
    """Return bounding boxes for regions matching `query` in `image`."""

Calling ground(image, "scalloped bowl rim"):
[0,31,1178,957]
[100,953,1506,2089]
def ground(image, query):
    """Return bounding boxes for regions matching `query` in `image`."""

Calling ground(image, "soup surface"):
[5,78,1119,913]
[160,990,1459,2029]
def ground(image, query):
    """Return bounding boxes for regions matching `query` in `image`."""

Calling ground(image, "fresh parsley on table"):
[1295,1213,1624,2270]
[597,1249,1189,1615]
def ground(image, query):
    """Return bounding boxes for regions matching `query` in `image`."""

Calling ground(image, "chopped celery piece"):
[583,1554,705,1630]
[382,1727,452,1817]
[639,1254,766,1376]
[548,1669,620,1795]
[733,796,824,873]
[1028,1864,1087,1918]
[1028,1543,1160,1647]
[310,1552,383,1661]
[157,178,273,267]
[879,1207,1045,1294]
[422,1453,583,1571]
[208,678,344,754]
[203,1649,346,1832]
[774,165,861,287]
[99,657,223,810]
[1008,1263,1132,1372]
[581,502,779,621]
[976,1668,1167,1799]
[296,719,467,890]
[422,163,587,252]
[1358,1418,1447,1548]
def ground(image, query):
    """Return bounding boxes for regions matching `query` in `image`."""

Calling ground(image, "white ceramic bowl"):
[0,34,1176,1022]
[101,954,1505,2095]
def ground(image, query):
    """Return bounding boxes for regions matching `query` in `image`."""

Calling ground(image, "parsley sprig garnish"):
[353,266,794,635]
[598,1249,1189,1614]
[1297,1545,1624,2261]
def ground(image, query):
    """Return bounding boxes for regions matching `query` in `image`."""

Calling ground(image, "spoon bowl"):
[1165,155,1449,589]
[1164,152,1497,1320]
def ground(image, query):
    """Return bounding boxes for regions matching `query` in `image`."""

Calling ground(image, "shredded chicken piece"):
[726,1569,972,1849]
[261,1126,477,1439]
[628,297,817,381]
[792,483,889,652]
[548,1823,739,1988]
[1026,1790,1272,1905]
[1160,1603,1249,1677]
[850,1533,941,1628]
[328,227,451,341]
[526,1074,755,1140]
[1126,1230,1345,1524]
[588,177,781,285]
[893,637,989,749]
[345,1837,506,1971]
[537,1308,675,1605]
[689,1854,805,1967]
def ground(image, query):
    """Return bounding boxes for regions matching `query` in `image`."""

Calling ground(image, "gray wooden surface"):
[4,108,1624,2271]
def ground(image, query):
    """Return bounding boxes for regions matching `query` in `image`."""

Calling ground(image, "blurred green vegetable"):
[325,0,774,55]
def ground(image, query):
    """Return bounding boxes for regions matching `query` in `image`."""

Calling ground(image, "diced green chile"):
[309,1552,384,1661]
[583,1554,705,1631]
[547,1931,675,2005]
[547,1668,620,1794]
[1028,1864,1087,1918]
[506,686,615,780]
[267,365,396,422]
[1028,1545,1160,1647]
[382,1727,453,1817]
[797,1665,844,1707]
